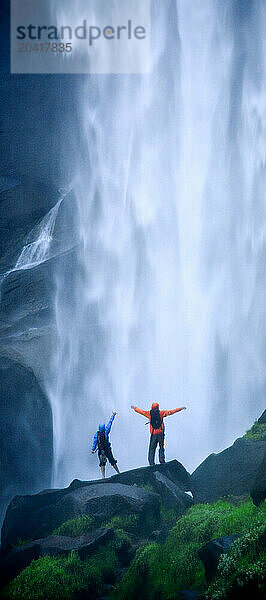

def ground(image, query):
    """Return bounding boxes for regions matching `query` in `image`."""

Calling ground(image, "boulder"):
[112,460,192,491]
[198,535,240,582]
[153,471,193,512]
[1,482,160,554]
[0,529,113,587]
[71,460,192,493]
[250,451,266,506]
[0,357,53,525]
[191,438,266,503]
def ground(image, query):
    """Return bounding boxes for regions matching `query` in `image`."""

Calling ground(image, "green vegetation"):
[160,506,181,528]
[6,543,118,600]
[243,420,266,441]
[104,503,159,537]
[103,513,140,535]
[52,514,95,537]
[4,499,265,600]
[112,499,266,600]
[206,524,266,599]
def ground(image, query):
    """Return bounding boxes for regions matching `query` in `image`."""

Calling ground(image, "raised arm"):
[131,406,150,418]
[161,407,186,417]
[105,412,116,436]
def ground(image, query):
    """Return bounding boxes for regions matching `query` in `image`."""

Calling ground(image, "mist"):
[18,0,265,488]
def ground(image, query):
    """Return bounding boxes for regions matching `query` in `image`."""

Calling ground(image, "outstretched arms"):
[131,406,150,418]
[131,406,187,418]
[161,407,187,418]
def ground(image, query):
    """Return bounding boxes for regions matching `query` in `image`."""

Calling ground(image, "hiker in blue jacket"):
[91,411,120,479]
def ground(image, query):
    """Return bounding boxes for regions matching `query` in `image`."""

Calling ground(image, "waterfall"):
[13,200,63,272]
[47,0,266,487]
[0,199,62,283]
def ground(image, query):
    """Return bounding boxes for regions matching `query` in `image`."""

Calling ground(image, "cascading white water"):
[13,200,63,272]
[47,0,266,488]
[0,199,62,284]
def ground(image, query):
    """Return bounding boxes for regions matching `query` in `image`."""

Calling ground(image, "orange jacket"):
[132,402,183,435]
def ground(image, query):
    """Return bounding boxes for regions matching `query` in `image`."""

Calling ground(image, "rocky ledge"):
[0,413,265,600]
[1,460,192,556]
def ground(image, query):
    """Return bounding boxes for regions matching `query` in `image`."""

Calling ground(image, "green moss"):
[103,514,140,534]
[105,508,160,537]
[167,498,265,546]
[112,499,266,600]
[111,544,160,600]
[113,529,132,548]
[6,543,118,600]
[243,420,266,441]
[160,506,180,528]
[52,514,95,537]
[6,555,75,600]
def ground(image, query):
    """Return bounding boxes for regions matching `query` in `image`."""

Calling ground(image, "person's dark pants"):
[148,433,165,466]
[98,444,117,467]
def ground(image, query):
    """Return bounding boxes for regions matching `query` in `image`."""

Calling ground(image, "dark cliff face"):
[0,1,82,519]
[0,1,81,186]
[0,357,53,523]
[0,0,80,361]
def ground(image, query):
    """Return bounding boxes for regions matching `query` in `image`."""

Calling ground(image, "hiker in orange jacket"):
[131,402,186,465]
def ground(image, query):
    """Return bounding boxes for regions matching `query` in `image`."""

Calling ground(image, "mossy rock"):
[3,497,265,600]
[103,514,141,535]
[112,499,266,600]
[205,524,266,600]
[52,514,95,537]
[4,542,118,600]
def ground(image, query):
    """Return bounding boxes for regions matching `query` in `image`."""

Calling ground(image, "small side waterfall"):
[0,199,62,284]
[13,200,63,273]
[47,0,266,488]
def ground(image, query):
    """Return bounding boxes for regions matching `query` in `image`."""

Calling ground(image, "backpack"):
[150,407,162,430]
[97,430,108,451]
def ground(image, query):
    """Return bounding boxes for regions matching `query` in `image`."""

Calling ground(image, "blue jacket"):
[92,414,115,451]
